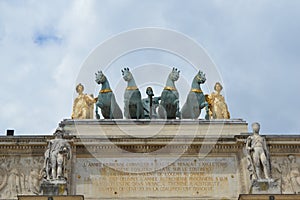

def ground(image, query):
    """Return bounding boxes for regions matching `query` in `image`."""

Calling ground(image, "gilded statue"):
[246,122,271,181]
[206,82,230,119]
[71,83,96,119]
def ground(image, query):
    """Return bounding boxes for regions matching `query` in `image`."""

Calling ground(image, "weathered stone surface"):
[18,195,84,200]
[0,119,300,199]
[75,156,239,199]
[239,194,300,200]
[250,179,281,194]
[61,119,248,137]
[40,180,67,195]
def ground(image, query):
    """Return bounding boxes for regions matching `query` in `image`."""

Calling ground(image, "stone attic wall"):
[0,133,299,199]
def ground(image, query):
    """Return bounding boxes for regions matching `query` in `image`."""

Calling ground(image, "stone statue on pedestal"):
[246,122,271,181]
[41,127,71,195]
[245,122,280,194]
[206,82,230,119]
[43,128,71,181]
[71,83,95,119]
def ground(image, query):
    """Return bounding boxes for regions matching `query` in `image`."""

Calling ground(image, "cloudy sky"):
[0,0,299,135]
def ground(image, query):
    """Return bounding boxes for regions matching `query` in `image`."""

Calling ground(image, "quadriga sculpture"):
[122,67,144,119]
[95,70,123,119]
[158,67,180,119]
[181,70,209,119]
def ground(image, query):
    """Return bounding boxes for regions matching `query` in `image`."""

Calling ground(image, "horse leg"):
[110,100,116,119]
[136,104,139,119]
[109,103,113,119]
[95,102,101,119]
[200,101,209,120]
[124,100,130,119]
[158,104,166,119]
[205,104,209,120]
[174,99,181,119]
[139,101,144,119]
[136,102,143,119]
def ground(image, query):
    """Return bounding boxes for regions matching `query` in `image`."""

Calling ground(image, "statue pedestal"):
[40,180,68,195]
[250,179,281,194]
[239,194,300,200]
[18,195,84,200]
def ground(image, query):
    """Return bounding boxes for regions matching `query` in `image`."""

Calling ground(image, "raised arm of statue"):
[84,94,96,104]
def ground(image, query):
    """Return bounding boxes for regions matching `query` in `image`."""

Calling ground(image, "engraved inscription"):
[76,157,238,198]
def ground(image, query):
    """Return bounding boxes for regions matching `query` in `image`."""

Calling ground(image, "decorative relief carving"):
[0,157,8,192]
[272,155,300,194]
[0,156,44,199]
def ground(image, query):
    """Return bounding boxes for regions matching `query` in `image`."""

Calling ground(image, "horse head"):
[169,67,180,82]
[121,67,132,82]
[195,70,206,84]
[95,70,107,84]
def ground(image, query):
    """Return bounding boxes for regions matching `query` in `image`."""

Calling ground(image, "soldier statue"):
[246,122,271,181]
[43,127,71,181]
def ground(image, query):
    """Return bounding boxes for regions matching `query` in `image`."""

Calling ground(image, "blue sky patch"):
[33,31,62,46]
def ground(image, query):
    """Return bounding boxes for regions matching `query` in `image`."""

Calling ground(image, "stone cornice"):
[0,134,299,155]
[60,118,248,126]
